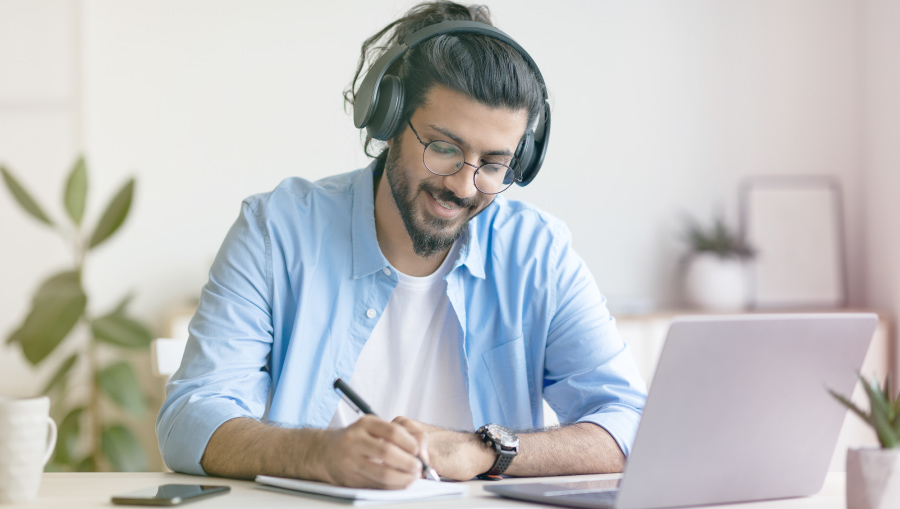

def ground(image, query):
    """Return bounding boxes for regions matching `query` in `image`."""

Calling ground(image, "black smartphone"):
[111,484,230,506]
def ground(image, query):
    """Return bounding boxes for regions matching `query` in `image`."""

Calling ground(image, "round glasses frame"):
[406,120,521,195]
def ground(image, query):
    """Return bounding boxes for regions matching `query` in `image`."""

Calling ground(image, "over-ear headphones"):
[353,20,550,187]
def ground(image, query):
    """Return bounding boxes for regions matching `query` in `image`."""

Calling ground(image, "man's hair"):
[344,1,546,159]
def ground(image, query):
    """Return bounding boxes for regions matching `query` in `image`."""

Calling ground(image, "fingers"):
[318,416,442,489]
[323,416,422,489]
[392,416,431,464]
[358,415,420,455]
[352,427,421,474]
[354,455,420,489]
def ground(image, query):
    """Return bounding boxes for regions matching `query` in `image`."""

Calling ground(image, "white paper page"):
[256,475,467,502]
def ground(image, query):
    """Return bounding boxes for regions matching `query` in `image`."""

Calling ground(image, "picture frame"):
[740,176,846,309]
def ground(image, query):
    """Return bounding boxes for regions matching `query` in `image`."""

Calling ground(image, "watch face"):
[486,424,519,448]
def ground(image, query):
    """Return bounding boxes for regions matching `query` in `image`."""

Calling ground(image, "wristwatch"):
[476,424,519,476]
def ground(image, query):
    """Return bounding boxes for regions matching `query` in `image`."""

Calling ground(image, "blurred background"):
[1,0,898,471]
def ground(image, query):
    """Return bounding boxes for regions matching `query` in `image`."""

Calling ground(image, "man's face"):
[385,85,528,258]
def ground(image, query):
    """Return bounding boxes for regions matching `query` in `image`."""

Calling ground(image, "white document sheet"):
[255,475,467,505]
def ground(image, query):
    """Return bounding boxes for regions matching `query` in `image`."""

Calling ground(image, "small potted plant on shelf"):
[681,215,754,311]
[829,374,900,509]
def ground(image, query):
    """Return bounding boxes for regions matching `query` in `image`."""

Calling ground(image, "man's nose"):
[442,162,479,200]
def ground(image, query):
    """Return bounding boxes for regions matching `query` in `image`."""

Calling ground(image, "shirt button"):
[383,267,391,276]
[366,309,377,318]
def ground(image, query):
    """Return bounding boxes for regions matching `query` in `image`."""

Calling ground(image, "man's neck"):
[373,170,450,277]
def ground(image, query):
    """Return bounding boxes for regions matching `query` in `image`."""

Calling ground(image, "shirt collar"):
[351,160,486,280]
[455,217,486,279]
[351,161,388,279]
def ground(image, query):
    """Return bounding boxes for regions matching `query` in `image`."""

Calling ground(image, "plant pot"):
[847,448,900,509]
[683,253,748,311]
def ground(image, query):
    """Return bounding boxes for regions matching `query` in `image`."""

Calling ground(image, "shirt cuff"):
[576,404,643,458]
[158,397,253,476]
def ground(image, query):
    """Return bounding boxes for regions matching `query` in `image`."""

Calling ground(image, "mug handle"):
[41,416,58,466]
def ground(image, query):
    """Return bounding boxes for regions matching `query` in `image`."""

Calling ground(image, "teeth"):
[431,192,459,210]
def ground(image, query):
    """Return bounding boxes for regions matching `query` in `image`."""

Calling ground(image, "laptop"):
[484,313,877,509]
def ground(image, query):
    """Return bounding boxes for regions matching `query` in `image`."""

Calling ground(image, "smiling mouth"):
[430,191,460,211]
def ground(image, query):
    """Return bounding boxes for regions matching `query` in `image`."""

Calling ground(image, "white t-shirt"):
[329,241,474,431]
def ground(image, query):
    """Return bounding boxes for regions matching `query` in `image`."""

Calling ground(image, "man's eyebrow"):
[427,124,515,157]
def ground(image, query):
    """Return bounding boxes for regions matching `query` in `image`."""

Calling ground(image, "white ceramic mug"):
[0,396,58,504]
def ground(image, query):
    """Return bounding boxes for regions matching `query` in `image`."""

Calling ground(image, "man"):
[157,1,646,489]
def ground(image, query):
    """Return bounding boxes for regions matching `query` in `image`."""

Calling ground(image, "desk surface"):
[8,472,846,508]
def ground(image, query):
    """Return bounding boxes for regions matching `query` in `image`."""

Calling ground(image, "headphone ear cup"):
[517,102,551,186]
[515,130,536,184]
[367,75,405,141]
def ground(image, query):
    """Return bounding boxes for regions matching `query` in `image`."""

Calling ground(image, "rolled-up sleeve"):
[156,199,274,475]
[541,226,647,457]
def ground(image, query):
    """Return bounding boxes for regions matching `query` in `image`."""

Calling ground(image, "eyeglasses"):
[407,120,520,195]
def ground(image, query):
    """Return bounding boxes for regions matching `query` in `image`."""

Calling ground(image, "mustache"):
[421,184,480,209]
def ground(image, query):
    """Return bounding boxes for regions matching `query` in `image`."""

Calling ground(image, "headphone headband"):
[353,20,550,187]
[354,21,547,130]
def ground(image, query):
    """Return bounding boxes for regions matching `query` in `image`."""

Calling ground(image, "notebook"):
[484,313,877,509]
[256,475,467,505]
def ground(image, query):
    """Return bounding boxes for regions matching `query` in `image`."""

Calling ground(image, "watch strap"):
[486,447,516,475]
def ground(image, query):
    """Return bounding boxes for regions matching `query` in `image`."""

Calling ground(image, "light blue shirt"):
[156,162,647,475]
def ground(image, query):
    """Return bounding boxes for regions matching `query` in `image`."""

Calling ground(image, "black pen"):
[333,378,441,482]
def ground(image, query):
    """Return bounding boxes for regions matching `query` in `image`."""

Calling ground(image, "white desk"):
[9,472,846,508]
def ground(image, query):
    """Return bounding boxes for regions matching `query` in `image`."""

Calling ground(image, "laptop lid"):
[615,313,876,509]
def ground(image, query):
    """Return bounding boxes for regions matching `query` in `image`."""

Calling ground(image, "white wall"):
[0,0,889,424]
[74,0,867,324]
[0,0,81,397]
[862,0,900,374]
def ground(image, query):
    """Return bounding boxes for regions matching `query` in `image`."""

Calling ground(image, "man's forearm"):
[200,417,327,480]
[201,415,425,489]
[420,421,625,479]
[505,422,625,476]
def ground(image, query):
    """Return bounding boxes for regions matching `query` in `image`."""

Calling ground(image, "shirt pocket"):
[482,335,532,428]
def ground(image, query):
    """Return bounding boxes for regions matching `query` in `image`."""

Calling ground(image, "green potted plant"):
[1,157,153,472]
[681,215,754,311]
[829,374,900,509]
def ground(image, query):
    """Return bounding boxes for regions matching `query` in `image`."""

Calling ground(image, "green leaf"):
[63,156,88,226]
[41,353,79,395]
[828,388,870,424]
[101,424,147,472]
[893,396,900,437]
[88,178,134,249]
[44,460,66,472]
[887,374,900,440]
[96,361,145,417]
[8,271,87,365]
[682,213,754,259]
[886,373,894,406]
[860,375,900,448]
[75,456,96,472]
[55,407,85,465]
[886,376,899,413]
[1,165,54,226]
[91,311,152,349]
[874,409,899,448]
[111,294,134,316]
[860,375,892,420]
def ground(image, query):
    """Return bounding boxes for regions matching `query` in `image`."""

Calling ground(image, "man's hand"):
[312,415,424,489]
[201,416,427,490]
[392,417,494,481]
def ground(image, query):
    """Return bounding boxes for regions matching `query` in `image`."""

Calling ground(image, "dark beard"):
[384,138,481,259]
